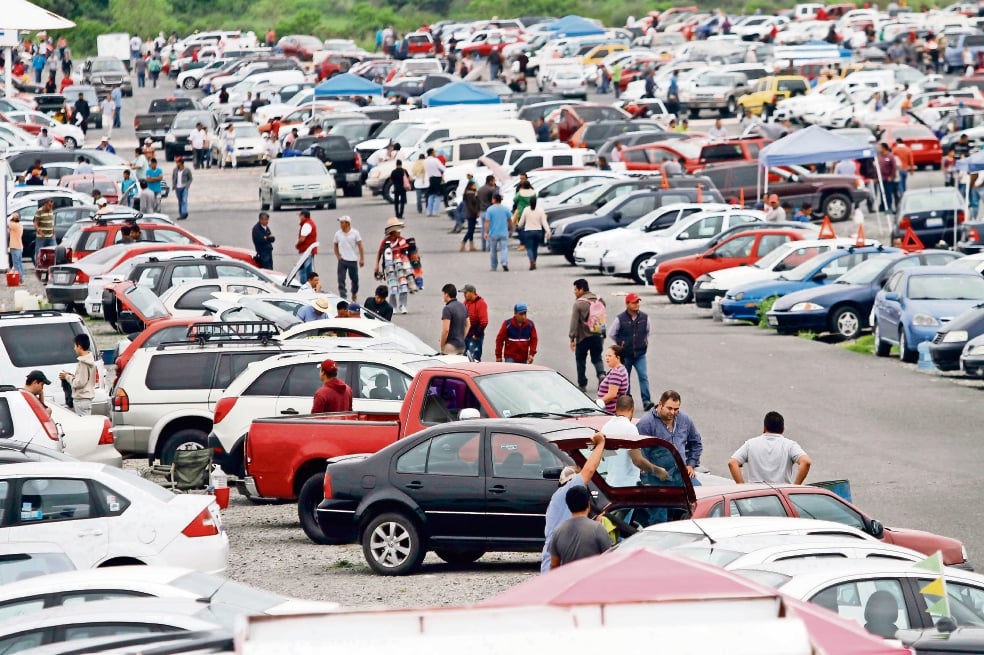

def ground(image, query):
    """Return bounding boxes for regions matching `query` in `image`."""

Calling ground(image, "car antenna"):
[691,518,716,545]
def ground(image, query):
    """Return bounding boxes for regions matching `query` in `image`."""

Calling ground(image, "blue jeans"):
[9,249,23,278]
[898,169,909,195]
[175,187,189,218]
[298,254,314,284]
[113,107,121,129]
[622,352,651,406]
[34,236,56,267]
[489,235,508,270]
[465,335,484,361]
[426,192,442,215]
[415,188,425,214]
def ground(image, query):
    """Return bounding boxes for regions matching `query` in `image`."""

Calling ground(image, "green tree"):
[107,0,174,38]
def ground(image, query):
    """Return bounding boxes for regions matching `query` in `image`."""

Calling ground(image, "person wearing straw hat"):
[374,217,412,314]
[297,296,331,322]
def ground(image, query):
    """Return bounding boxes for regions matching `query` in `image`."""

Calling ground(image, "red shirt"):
[312,378,352,413]
[465,295,489,339]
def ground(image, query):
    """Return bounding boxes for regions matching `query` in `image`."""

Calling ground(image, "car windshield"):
[784,252,844,281]
[172,572,288,613]
[752,242,799,270]
[172,114,210,129]
[906,274,984,300]
[0,553,75,584]
[238,297,302,328]
[372,323,438,356]
[90,59,126,73]
[274,160,325,177]
[614,530,704,552]
[474,370,603,417]
[835,253,900,285]
[234,123,260,139]
[900,191,962,213]
[375,122,414,141]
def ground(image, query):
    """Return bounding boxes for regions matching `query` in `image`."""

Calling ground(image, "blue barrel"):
[810,479,852,503]
[101,349,116,366]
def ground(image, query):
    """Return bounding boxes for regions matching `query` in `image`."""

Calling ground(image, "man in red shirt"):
[892,137,915,195]
[295,210,318,285]
[312,359,352,413]
[462,283,488,361]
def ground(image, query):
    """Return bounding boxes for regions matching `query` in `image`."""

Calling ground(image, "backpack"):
[584,296,607,336]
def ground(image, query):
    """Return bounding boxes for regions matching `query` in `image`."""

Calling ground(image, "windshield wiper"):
[564,407,605,415]
[510,411,572,419]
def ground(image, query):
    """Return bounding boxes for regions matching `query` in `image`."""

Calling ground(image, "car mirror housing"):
[542,467,562,480]
[868,518,885,539]
[884,291,900,302]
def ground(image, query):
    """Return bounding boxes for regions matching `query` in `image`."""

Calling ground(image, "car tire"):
[630,254,654,285]
[723,97,737,118]
[821,193,852,222]
[564,236,583,265]
[435,549,485,566]
[260,192,270,211]
[165,148,175,162]
[64,136,77,149]
[159,429,208,466]
[182,77,198,90]
[328,197,337,210]
[362,512,425,576]
[315,203,325,209]
[831,306,862,340]
[272,195,282,211]
[689,108,699,119]
[381,180,393,205]
[298,473,335,545]
[54,246,69,266]
[666,274,694,304]
[899,329,917,363]
[874,321,891,357]
[737,105,747,122]
[347,183,363,197]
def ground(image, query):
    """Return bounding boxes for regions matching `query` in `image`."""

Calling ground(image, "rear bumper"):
[720,298,760,322]
[45,284,87,305]
[694,287,725,309]
[316,501,360,544]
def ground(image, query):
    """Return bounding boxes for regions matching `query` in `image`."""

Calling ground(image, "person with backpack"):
[569,278,606,392]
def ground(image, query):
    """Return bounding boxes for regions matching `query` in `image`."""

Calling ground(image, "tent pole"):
[962,174,970,250]
[4,48,12,101]
[873,159,887,235]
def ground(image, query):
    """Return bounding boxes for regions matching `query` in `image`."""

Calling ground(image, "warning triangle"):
[900,227,925,251]
[660,171,669,189]
[855,225,866,247]
[817,216,836,239]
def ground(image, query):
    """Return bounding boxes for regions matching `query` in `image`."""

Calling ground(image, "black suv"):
[290,134,363,197]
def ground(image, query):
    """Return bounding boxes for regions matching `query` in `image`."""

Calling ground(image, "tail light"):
[354,151,362,171]
[213,397,238,425]
[323,472,333,499]
[22,391,59,441]
[74,270,89,284]
[970,227,981,242]
[69,249,82,262]
[113,388,129,412]
[133,119,138,128]
[957,210,966,224]
[182,507,219,537]
[98,418,114,445]
[898,216,911,230]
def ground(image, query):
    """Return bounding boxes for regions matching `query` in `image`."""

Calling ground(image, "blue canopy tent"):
[543,15,605,38]
[757,124,884,227]
[313,73,383,98]
[420,82,500,107]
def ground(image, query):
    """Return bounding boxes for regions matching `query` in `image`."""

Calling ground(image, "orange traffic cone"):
[854,224,866,247]
[738,187,745,207]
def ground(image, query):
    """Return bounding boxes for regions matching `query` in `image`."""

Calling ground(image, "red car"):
[316,55,351,81]
[59,174,121,204]
[652,229,809,303]
[403,31,436,57]
[692,484,969,568]
[622,137,768,173]
[276,34,323,61]
[878,122,942,169]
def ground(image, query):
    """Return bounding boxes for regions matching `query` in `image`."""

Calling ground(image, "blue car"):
[720,245,896,323]
[873,267,984,363]
[766,250,961,339]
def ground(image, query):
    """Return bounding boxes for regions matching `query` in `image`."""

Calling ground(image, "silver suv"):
[679,71,750,118]
[82,56,133,96]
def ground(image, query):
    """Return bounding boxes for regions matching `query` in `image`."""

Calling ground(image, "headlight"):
[732,292,745,301]
[912,314,939,327]
[942,330,969,343]
[322,181,334,190]
[164,134,176,142]
[969,345,984,356]
[790,302,823,312]
[277,183,291,193]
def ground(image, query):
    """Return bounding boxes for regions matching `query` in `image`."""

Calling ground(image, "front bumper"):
[275,190,336,205]
[962,354,984,377]
[720,297,762,322]
[548,235,573,255]
[695,286,725,309]
[334,171,363,187]
[45,284,88,305]
[929,341,964,371]
[765,309,827,333]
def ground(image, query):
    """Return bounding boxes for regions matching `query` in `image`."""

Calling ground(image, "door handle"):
[488,485,507,494]
[77,529,104,537]
[405,481,423,490]
[280,408,299,415]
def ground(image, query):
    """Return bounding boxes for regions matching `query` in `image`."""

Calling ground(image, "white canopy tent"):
[2,0,76,100]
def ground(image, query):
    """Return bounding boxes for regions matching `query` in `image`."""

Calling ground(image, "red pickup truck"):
[240,363,611,543]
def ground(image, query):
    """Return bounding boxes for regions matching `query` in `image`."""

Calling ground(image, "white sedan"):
[157,278,280,317]
[0,462,228,573]
[545,67,588,100]
[3,110,86,149]
[278,317,442,356]
[50,403,123,467]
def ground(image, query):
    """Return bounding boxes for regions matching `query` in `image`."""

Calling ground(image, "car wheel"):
[666,274,694,304]
[821,193,851,221]
[874,321,891,357]
[899,329,917,363]
[315,203,325,209]
[362,512,425,576]
[259,191,269,211]
[631,254,654,285]
[831,306,862,340]
[724,97,737,117]
[182,76,198,90]
[434,549,485,566]
[272,194,282,211]
[165,148,174,162]
[381,180,393,204]
[348,183,363,197]
[159,429,208,466]
[328,197,337,210]
[298,473,335,545]
[689,108,699,119]
[64,136,77,149]
[564,237,582,265]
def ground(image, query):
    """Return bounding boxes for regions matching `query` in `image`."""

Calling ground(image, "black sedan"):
[895,187,965,248]
[930,303,984,371]
[767,250,961,339]
[315,418,695,575]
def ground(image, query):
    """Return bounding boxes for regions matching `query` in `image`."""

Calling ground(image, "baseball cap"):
[514,303,527,313]
[347,302,361,313]
[336,215,352,223]
[625,293,641,303]
[319,359,338,374]
[462,284,477,294]
[144,137,152,144]
[26,370,51,385]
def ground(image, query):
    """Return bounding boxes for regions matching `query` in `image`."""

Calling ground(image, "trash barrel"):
[5,271,20,287]
[101,349,116,366]
[809,479,852,503]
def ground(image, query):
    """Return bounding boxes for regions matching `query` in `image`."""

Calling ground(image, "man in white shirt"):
[728,411,812,484]
[708,118,729,140]
[333,215,364,301]
[603,395,668,487]
[423,147,446,216]
[610,141,625,163]
[764,194,786,222]
[190,123,207,170]
[833,159,856,176]
[36,129,53,148]
[131,147,149,182]
[99,96,116,136]
[366,142,399,173]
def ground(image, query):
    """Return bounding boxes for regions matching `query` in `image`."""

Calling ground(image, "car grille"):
[52,271,74,285]
[100,77,123,84]
[292,183,321,190]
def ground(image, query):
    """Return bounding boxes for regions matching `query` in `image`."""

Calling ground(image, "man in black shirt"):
[251,212,275,270]
[73,93,90,135]
[364,284,393,321]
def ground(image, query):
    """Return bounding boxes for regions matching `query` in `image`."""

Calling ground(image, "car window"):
[490,433,564,479]
[244,365,290,396]
[425,432,481,476]
[619,196,656,220]
[150,229,195,245]
[883,271,904,293]
[707,501,725,517]
[731,166,758,187]
[728,494,787,517]
[283,362,336,396]
[146,352,220,390]
[0,632,43,653]
[18,478,93,523]
[78,231,107,251]
[810,579,910,637]
[776,246,825,271]
[756,234,791,256]
[0,596,46,621]
[715,235,756,258]
[395,439,429,474]
[63,624,162,640]
[0,321,85,367]
[554,155,573,166]
[459,143,484,160]
[788,493,866,530]
[174,285,221,310]
[648,210,680,231]
[818,253,862,279]
[216,265,260,280]
[419,376,484,424]
[356,364,410,401]
[944,583,984,626]
[144,326,192,348]
[215,352,277,389]
[62,590,150,606]
[691,215,724,238]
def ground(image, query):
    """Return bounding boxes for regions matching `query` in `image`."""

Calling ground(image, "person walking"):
[515,195,550,270]
[58,334,96,416]
[374,218,412,314]
[7,212,24,280]
[295,209,318,285]
[728,411,812,484]
[111,86,123,129]
[548,485,611,570]
[221,124,237,169]
[569,278,606,392]
[637,390,704,484]
[460,180,480,251]
[495,303,538,363]
[364,284,394,321]
[423,148,445,216]
[171,157,192,220]
[148,52,162,88]
[312,359,353,412]
[134,53,147,88]
[877,142,899,213]
[99,95,116,136]
[485,193,512,272]
[120,169,137,208]
[477,175,497,251]
[145,157,164,212]
[609,292,652,410]
[390,159,410,219]
[439,283,468,355]
[190,123,207,169]
[73,92,90,135]
[892,137,915,195]
[32,198,55,267]
[597,344,629,413]
[410,154,427,214]
[333,215,364,302]
[251,212,275,270]
[462,284,488,360]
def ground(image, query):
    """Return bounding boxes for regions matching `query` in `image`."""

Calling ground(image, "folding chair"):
[155,447,212,492]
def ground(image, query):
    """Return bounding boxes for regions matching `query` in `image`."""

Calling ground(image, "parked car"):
[962,333,984,377]
[17,204,95,262]
[258,156,337,211]
[58,173,121,204]
[278,317,441,356]
[0,384,63,451]
[3,109,86,149]
[873,266,984,362]
[50,403,122,467]
[737,75,810,118]
[621,137,768,174]
[679,71,751,118]
[895,187,965,249]
[544,67,589,100]
[567,120,665,151]
[163,109,219,162]
[157,278,280,317]
[767,250,961,339]
[876,123,943,169]
[930,303,984,370]
[288,134,363,197]
[81,56,133,96]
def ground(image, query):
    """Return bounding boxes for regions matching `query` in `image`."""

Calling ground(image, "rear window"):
[778,79,807,93]
[700,144,745,163]
[148,98,197,112]
[145,352,219,390]
[965,35,984,47]
[0,322,85,367]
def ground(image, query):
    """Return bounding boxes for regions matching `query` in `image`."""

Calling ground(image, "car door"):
[8,477,107,569]
[751,233,794,261]
[807,577,918,638]
[484,432,567,545]
[701,233,758,276]
[390,430,486,540]
[210,352,280,407]
[877,271,906,338]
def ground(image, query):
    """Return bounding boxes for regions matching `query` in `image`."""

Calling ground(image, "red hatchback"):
[622,137,769,174]
[879,122,942,169]
[652,228,808,303]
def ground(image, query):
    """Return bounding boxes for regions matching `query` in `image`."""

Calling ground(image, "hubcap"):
[826,199,848,220]
[836,311,859,338]
[668,278,690,301]
[369,522,411,568]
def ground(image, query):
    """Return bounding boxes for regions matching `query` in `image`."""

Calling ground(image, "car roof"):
[0,597,221,633]
[737,557,982,581]
[694,483,808,499]
[899,265,982,277]
[641,516,873,539]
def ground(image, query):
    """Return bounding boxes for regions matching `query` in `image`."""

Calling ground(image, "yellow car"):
[737,75,810,118]
[580,42,628,67]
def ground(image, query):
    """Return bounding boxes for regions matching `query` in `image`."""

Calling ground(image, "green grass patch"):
[757,296,778,329]
[328,559,356,569]
[797,330,818,341]
[841,334,898,356]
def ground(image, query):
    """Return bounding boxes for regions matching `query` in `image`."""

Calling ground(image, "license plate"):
[301,193,314,199]
[767,316,778,327]
[345,173,361,182]
[926,217,943,227]
[910,143,924,150]
[90,304,101,314]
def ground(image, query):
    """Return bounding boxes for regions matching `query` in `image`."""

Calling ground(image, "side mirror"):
[612,211,622,221]
[868,518,885,539]
[812,272,827,282]
[542,467,562,480]
[703,251,717,258]
[677,232,690,240]
[884,291,900,302]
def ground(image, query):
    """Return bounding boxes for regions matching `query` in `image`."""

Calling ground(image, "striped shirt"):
[34,208,54,238]
[597,364,629,413]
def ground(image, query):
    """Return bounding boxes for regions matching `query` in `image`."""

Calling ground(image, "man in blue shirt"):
[484,193,512,272]
[637,389,703,485]
[144,157,164,213]
[297,296,330,322]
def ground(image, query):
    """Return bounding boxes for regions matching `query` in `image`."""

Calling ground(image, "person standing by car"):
[728,411,812,484]
[137,180,155,214]
[462,284,488,361]
[477,175,497,251]
[570,278,606,392]
[295,209,318,285]
[32,198,55,267]
[516,195,550,270]
[311,359,352,413]
[424,148,445,216]
[7,212,24,280]
[363,284,394,321]
[877,142,899,214]
[604,395,668,488]
[120,169,138,208]
[59,334,96,416]
[251,212,275,270]
[73,92,90,135]
[410,154,427,215]
[171,157,193,220]
[609,292,652,410]
[190,123,207,170]
[333,215,363,302]
[548,485,612,570]
[439,283,467,355]
[495,303,538,364]
[24,370,52,416]
[765,194,785,222]
[638,390,703,484]
[460,180,481,252]
[390,160,410,219]
[892,138,915,195]
[145,158,164,212]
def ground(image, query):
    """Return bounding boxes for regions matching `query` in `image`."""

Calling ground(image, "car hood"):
[552,212,601,230]
[882,526,965,565]
[704,265,776,288]
[270,174,331,184]
[772,282,872,311]
[729,278,816,300]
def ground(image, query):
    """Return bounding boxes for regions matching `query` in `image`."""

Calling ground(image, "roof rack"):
[190,320,280,343]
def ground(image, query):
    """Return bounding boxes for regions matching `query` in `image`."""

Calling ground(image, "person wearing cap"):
[312,359,352,413]
[495,303,538,364]
[24,370,52,416]
[145,157,164,213]
[142,137,156,161]
[252,212,275,270]
[609,292,652,411]
[347,302,361,318]
[374,218,411,314]
[295,210,318,285]
[363,285,393,321]
[764,193,785,222]
[298,296,331,322]
[440,283,468,355]
[462,284,488,361]
[333,215,363,302]
[541,431,606,574]
[171,156,193,220]
[96,135,116,154]
[95,197,112,216]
